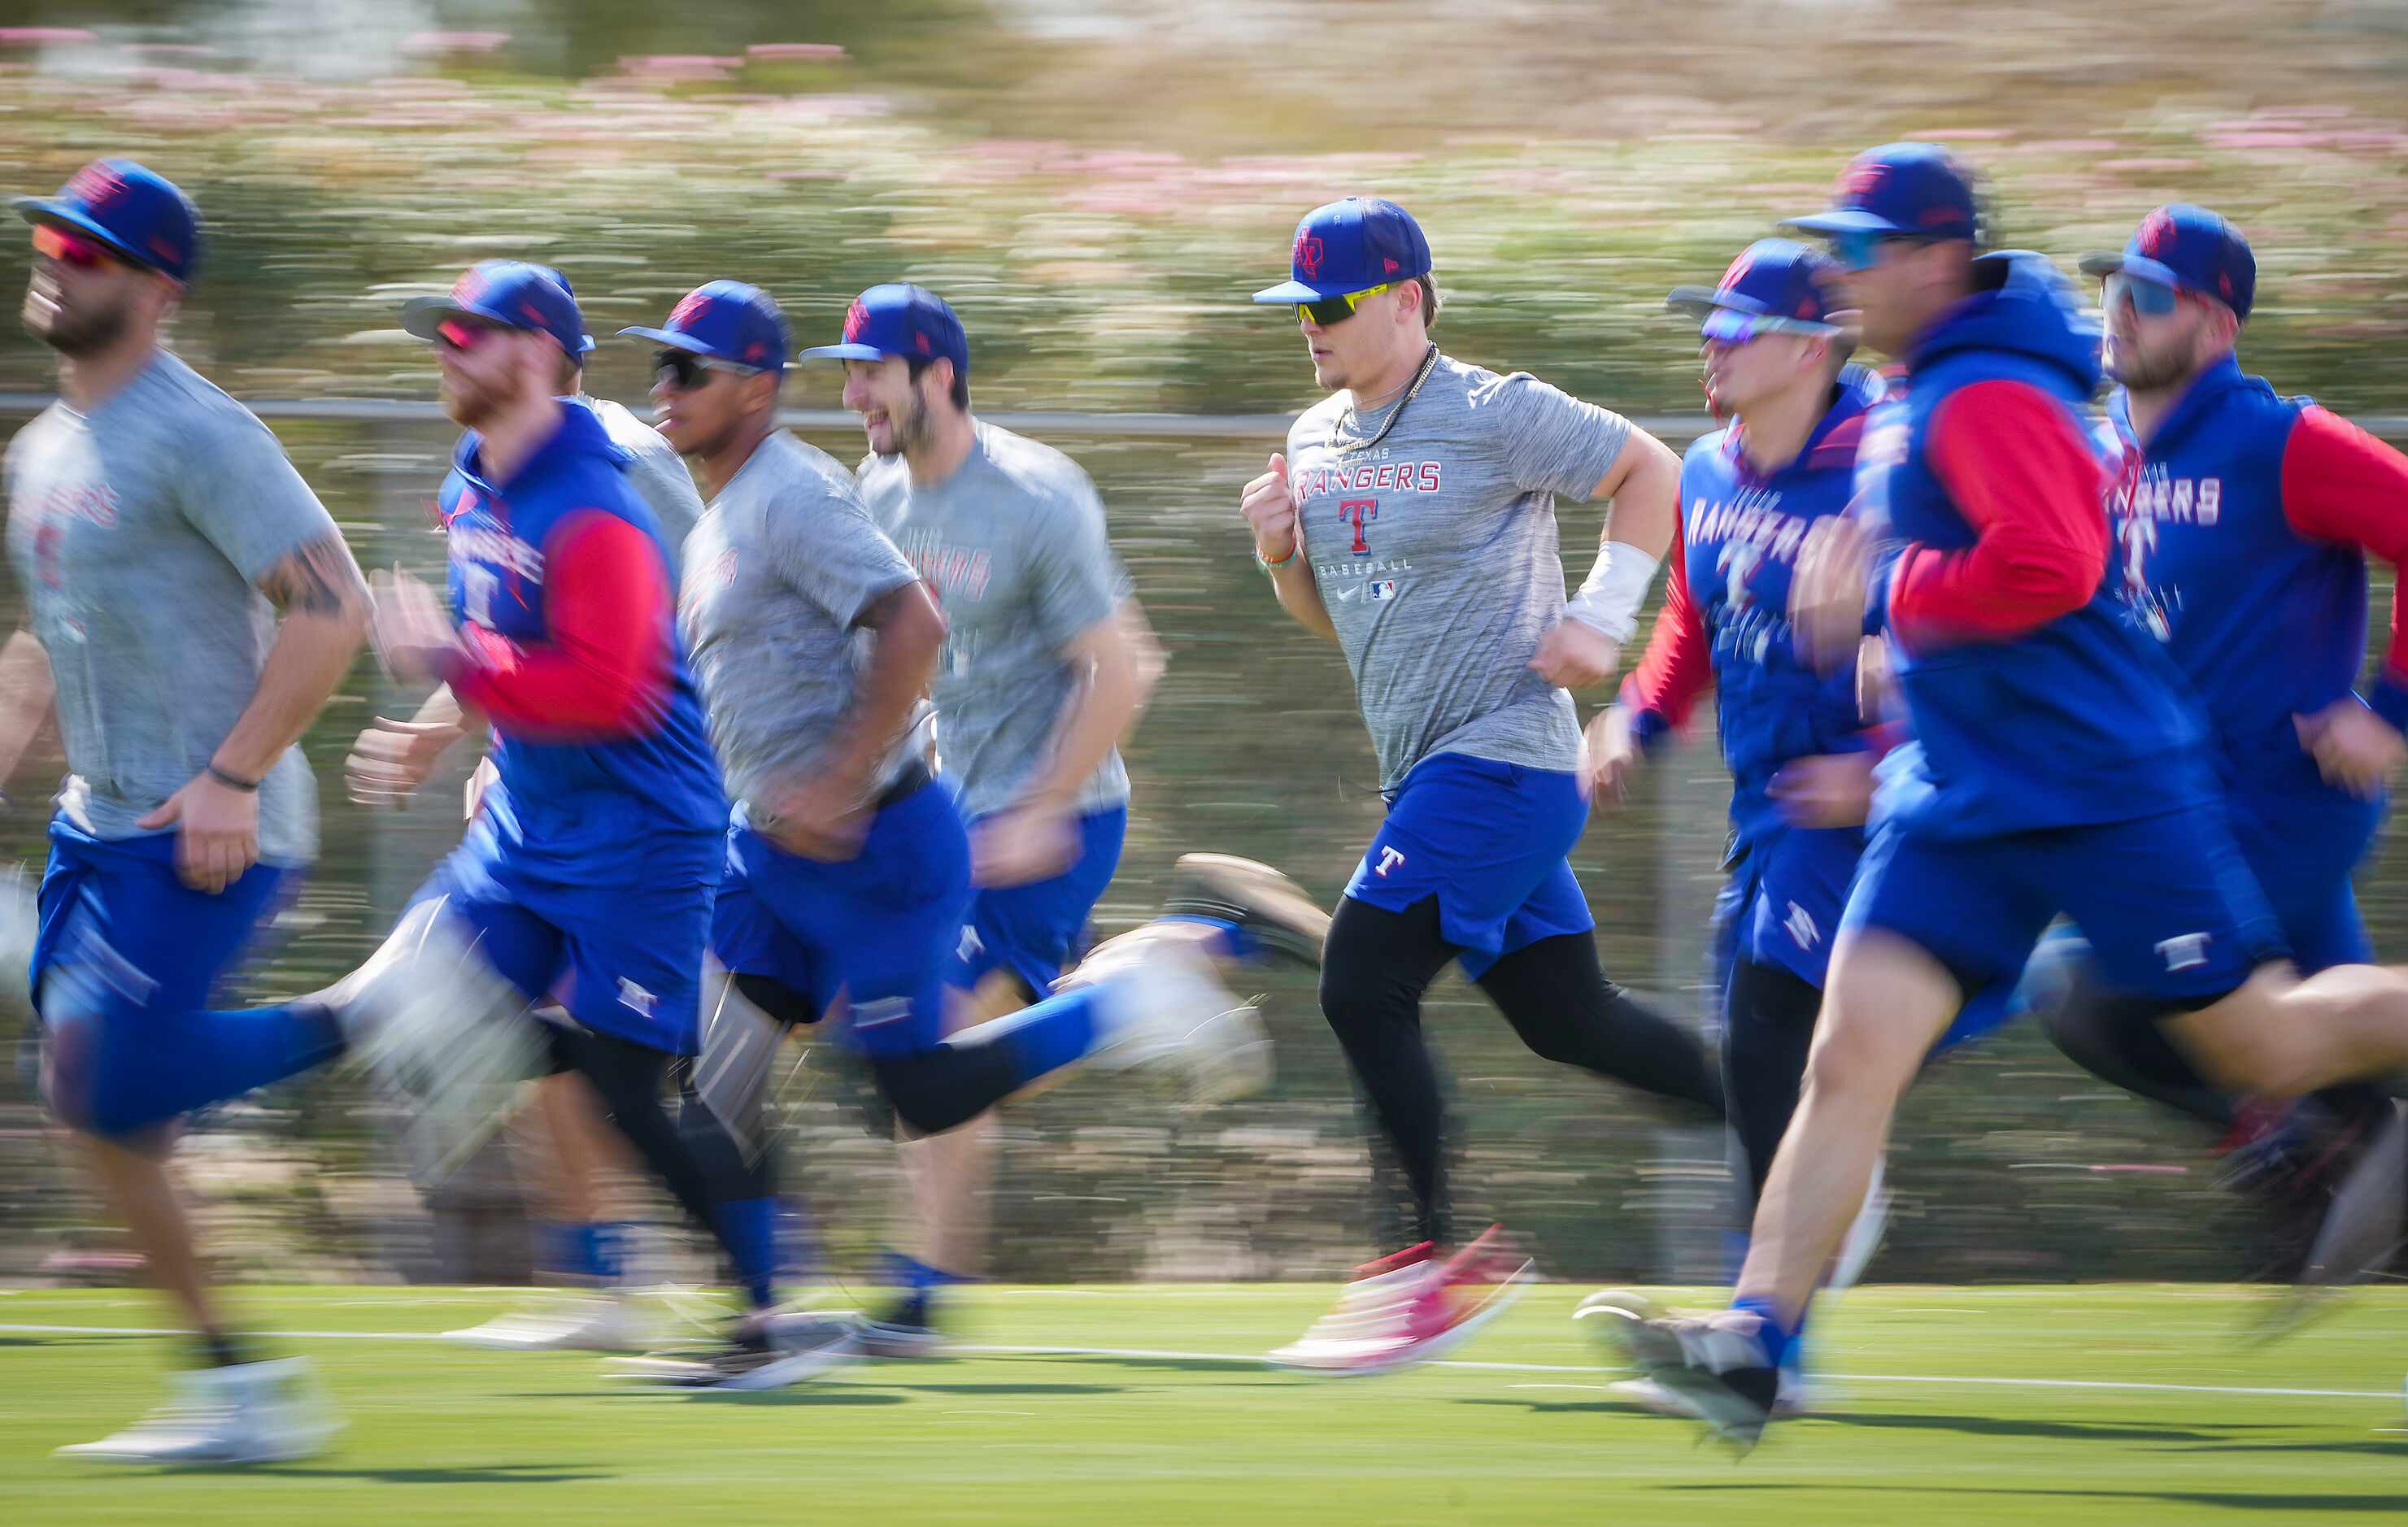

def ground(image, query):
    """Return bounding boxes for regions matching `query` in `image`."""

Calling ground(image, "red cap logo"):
[1838,159,1888,206]
[2136,207,2175,258]
[1293,231,1325,280]
[451,267,489,305]
[1717,250,1757,294]
[670,289,712,329]
[842,298,870,342]
[65,163,128,211]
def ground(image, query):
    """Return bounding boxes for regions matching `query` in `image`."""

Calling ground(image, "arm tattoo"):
[259,532,368,618]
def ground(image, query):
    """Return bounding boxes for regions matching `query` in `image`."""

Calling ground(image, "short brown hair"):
[1413,274,1442,331]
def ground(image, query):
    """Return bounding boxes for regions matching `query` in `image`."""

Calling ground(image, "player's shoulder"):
[971,420,1100,514]
[755,429,873,512]
[588,396,679,462]
[1287,391,1351,453]
[140,350,278,450]
[1683,425,1735,472]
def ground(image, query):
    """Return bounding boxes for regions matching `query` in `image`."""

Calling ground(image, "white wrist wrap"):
[1564,541,1661,643]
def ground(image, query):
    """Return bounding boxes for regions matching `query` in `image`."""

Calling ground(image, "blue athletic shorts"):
[1843,801,2286,1011]
[2224,783,2382,973]
[953,803,1126,1000]
[1728,824,1863,991]
[415,812,721,1055]
[1343,751,1594,981]
[31,817,293,1136]
[711,777,973,1058]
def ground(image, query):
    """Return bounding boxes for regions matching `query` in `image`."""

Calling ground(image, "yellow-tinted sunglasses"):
[1296,283,1391,327]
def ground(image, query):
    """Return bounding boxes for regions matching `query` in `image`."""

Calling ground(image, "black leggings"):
[1317,894,1724,1250]
[547,1025,769,1261]
[1722,956,1823,1207]
[730,972,1024,1138]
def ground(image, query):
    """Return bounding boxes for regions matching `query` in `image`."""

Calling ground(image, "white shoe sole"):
[1269,1257,1534,1376]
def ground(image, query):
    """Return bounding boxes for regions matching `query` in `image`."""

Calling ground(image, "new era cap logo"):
[843,299,870,342]
[671,290,712,328]
[1293,232,1324,280]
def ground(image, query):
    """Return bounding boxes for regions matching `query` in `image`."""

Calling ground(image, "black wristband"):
[207,764,260,794]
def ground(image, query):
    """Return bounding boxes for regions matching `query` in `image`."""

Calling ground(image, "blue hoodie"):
[1861,251,2214,840]
[435,398,724,881]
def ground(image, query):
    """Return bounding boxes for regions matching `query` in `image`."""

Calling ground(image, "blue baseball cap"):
[2079,204,2255,321]
[1666,238,1844,340]
[13,158,201,283]
[1252,197,1433,304]
[398,260,588,358]
[1782,142,1980,243]
[620,281,790,374]
[798,283,969,379]
[532,265,596,354]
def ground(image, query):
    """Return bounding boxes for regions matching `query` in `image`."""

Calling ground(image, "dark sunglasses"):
[1829,228,1943,273]
[654,350,763,391]
[31,224,123,272]
[2103,272,2181,318]
[1295,283,1391,327]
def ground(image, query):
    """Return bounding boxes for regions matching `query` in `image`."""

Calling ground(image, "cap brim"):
[1251,280,1330,304]
[1664,285,1767,318]
[618,325,714,354]
[398,295,472,342]
[1779,209,1909,236]
[796,342,890,363]
[2081,251,2184,290]
[13,197,163,272]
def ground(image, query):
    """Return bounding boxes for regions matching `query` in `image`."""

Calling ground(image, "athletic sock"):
[1158,913,1259,963]
[1729,1293,1802,1373]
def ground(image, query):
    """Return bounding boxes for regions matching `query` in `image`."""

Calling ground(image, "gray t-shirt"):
[1286,352,1632,790]
[679,430,930,818]
[858,420,1132,821]
[3,351,338,864]
[585,395,704,575]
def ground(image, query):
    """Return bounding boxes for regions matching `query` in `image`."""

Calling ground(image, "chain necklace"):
[1332,343,1441,457]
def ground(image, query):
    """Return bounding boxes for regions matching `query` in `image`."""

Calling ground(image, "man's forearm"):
[210,609,366,781]
[1017,624,1152,812]
[0,629,56,791]
[1267,558,1337,640]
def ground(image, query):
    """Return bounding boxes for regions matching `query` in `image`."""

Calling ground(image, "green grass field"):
[2,1284,2404,1524]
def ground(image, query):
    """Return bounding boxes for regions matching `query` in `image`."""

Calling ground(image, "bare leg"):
[1733,929,1958,1325]
[2166,962,2408,1100]
[899,972,1021,1277]
[533,1070,633,1234]
[76,1129,224,1342]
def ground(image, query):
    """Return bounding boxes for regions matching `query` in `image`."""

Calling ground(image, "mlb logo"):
[1368,580,1398,602]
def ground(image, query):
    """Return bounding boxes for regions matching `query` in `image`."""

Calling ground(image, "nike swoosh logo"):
[1335,585,1363,601]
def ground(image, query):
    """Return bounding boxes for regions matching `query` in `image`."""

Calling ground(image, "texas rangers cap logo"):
[1839,160,1887,204]
[1293,232,1324,280]
[670,289,712,328]
[1717,250,1757,294]
[2136,207,2175,257]
[64,163,128,210]
[843,298,870,342]
[451,267,489,304]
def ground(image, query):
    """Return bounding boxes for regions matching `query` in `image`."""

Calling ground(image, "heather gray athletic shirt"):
[585,395,704,575]
[1284,351,1633,790]
[3,351,339,864]
[679,430,930,819]
[857,420,1132,820]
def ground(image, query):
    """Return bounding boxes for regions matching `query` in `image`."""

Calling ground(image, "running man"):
[4,160,368,1461]
[367,269,715,1355]
[325,261,788,1381]
[1585,240,1888,1410]
[825,283,1329,1351]
[1604,143,2408,1451]
[631,281,1267,1385]
[1239,196,1725,1373]
[2031,207,2408,1285]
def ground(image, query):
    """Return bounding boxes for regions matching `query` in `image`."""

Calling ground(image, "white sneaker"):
[58,1357,342,1464]
[1610,1370,1818,1418]
[1082,944,1271,1105]
[446,1294,648,1352]
[332,897,545,1185]
[1267,1243,1438,1372]
[608,1312,864,1391]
